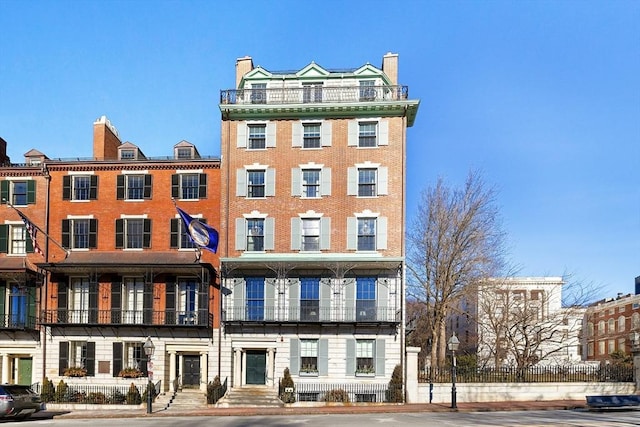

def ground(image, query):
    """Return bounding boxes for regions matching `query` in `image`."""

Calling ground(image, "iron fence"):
[206,377,227,404]
[32,381,161,405]
[278,380,402,403]
[419,364,634,383]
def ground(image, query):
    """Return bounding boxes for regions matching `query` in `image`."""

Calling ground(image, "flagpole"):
[5,201,70,257]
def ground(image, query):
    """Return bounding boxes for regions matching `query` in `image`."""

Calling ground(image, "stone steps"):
[161,389,206,411]
[216,386,283,408]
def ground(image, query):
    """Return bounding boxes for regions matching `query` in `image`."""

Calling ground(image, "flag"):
[176,206,219,253]
[17,211,44,257]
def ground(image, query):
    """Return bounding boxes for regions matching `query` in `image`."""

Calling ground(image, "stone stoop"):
[215,386,284,408]
[162,388,207,411]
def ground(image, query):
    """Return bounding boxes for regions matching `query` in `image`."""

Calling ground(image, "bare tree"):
[407,170,507,369]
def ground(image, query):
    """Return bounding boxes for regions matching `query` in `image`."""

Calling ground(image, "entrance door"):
[17,358,32,385]
[246,350,266,385]
[182,355,200,388]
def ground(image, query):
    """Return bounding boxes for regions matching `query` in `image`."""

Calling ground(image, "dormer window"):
[120,149,136,160]
[176,147,193,159]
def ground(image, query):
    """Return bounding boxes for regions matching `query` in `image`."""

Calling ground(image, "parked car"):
[0,384,42,419]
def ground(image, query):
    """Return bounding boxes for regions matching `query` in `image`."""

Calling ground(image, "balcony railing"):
[40,309,212,327]
[223,306,400,323]
[220,85,409,106]
[0,314,37,330]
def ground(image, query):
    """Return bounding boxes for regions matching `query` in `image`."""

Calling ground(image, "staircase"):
[158,388,207,412]
[215,386,284,408]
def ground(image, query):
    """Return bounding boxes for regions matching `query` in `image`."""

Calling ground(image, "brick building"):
[217,53,419,399]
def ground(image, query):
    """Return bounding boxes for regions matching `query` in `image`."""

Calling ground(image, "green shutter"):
[89,219,97,248]
[143,175,152,199]
[61,220,70,249]
[113,342,123,377]
[198,174,207,198]
[59,342,69,375]
[116,175,125,200]
[89,175,98,200]
[0,282,6,326]
[62,176,71,200]
[86,342,96,376]
[115,219,123,248]
[171,175,179,198]
[26,180,35,204]
[0,181,8,204]
[170,219,179,248]
[143,219,151,248]
[0,224,8,253]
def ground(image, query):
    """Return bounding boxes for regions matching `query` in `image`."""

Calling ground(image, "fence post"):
[405,347,420,403]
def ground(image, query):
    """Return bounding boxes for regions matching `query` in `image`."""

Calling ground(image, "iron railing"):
[419,364,635,383]
[0,314,37,330]
[223,306,401,323]
[278,380,402,403]
[206,377,227,404]
[220,85,409,106]
[40,309,213,327]
[33,382,157,405]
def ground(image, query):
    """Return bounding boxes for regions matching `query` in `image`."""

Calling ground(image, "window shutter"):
[27,180,36,204]
[320,279,331,322]
[377,217,388,250]
[346,339,355,375]
[86,342,96,376]
[115,219,124,249]
[266,122,276,147]
[89,219,97,248]
[57,281,68,323]
[0,225,7,253]
[290,218,301,250]
[378,167,388,195]
[170,218,179,248]
[347,120,358,146]
[378,119,389,146]
[377,279,389,321]
[289,338,300,375]
[143,279,153,324]
[321,121,332,146]
[144,175,152,199]
[236,169,247,197]
[344,278,355,321]
[291,168,301,197]
[265,278,276,320]
[143,219,151,248]
[198,279,208,325]
[89,175,98,200]
[113,342,123,377]
[0,181,9,204]
[26,230,34,253]
[116,175,125,200]
[165,278,175,325]
[292,122,302,148]
[27,286,36,328]
[198,174,207,198]
[233,278,245,320]
[321,167,331,196]
[318,339,329,376]
[347,167,357,195]
[59,342,69,376]
[111,280,121,324]
[61,220,70,249]
[171,174,179,199]
[375,339,386,376]
[288,279,299,320]
[346,217,357,250]
[266,168,275,197]
[320,217,331,250]
[235,218,246,251]
[264,217,275,250]
[89,277,98,323]
[236,122,247,148]
[0,282,6,325]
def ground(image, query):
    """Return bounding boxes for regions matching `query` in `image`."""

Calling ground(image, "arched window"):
[608,318,616,333]
[598,320,605,335]
[587,322,594,337]
[618,315,626,332]
[632,313,640,330]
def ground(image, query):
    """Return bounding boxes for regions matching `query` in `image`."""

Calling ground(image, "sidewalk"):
[34,400,588,420]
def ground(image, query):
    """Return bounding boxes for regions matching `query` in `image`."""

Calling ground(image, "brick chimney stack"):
[382,52,399,86]
[235,56,254,89]
[93,116,121,160]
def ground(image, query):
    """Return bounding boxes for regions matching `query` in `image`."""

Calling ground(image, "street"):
[5,409,640,427]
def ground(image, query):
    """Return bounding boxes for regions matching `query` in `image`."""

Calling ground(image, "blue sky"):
[1,0,638,297]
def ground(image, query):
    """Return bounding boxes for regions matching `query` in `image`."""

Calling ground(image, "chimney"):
[636,276,640,295]
[93,116,121,160]
[382,52,399,86]
[0,137,9,165]
[236,56,254,89]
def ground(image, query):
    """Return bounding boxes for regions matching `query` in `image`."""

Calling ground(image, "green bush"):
[279,368,295,403]
[86,392,106,404]
[109,389,126,404]
[126,382,142,405]
[386,364,404,403]
[141,382,156,403]
[41,377,55,403]
[323,388,350,403]
[54,380,68,402]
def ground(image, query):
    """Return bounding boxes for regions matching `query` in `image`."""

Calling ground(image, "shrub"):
[54,380,68,402]
[280,368,295,403]
[41,377,55,403]
[109,389,126,404]
[386,364,404,403]
[323,388,350,403]
[86,392,106,404]
[126,382,142,405]
[207,375,224,404]
[141,382,156,403]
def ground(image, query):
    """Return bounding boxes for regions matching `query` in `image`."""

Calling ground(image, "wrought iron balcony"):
[0,314,37,330]
[223,306,401,324]
[220,85,409,106]
[40,309,213,327]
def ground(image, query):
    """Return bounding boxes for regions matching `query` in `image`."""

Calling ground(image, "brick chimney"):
[93,116,121,160]
[236,56,254,89]
[382,52,399,86]
[0,137,9,165]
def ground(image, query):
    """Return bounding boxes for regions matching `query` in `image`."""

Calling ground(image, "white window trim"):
[121,170,149,175]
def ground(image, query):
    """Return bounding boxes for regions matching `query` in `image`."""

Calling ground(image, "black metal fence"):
[278,381,402,403]
[419,364,634,383]
[32,380,161,405]
[206,377,227,404]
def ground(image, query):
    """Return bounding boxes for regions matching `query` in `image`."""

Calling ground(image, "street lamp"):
[143,337,155,414]
[447,333,460,409]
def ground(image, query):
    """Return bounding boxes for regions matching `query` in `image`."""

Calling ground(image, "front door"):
[246,350,266,385]
[17,358,32,385]
[182,355,200,388]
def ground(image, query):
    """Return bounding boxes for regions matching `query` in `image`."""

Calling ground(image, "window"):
[598,320,605,335]
[598,340,605,355]
[359,80,376,101]
[303,123,321,148]
[248,124,266,149]
[178,280,198,324]
[608,339,615,354]
[303,83,322,103]
[246,277,264,321]
[246,219,264,252]
[170,217,201,249]
[358,168,376,196]
[69,277,90,323]
[117,175,151,200]
[608,318,615,333]
[358,122,377,147]
[301,219,320,251]
[123,342,145,371]
[618,315,626,332]
[63,176,97,201]
[62,218,97,250]
[356,340,374,374]
[302,170,320,198]
[122,278,144,324]
[247,171,265,198]
[300,339,318,374]
[300,278,319,321]
[171,173,207,200]
[633,313,640,330]
[587,322,594,337]
[8,285,30,328]
[59,341,95,376]
[357,218,376,251]
[115,218,151,249]
[356,277,376,321]
[120,149,136,160]
[1,180,36,206]
[10,225,27,255]
[176,147,192,159]
[587,342,594,357]
[618,338,626,353]
[251,83,266,104]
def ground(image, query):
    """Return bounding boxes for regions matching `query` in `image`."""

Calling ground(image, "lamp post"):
[447,333,460,409]
[143,337,155,414]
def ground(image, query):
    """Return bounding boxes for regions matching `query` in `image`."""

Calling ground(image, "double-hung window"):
[1,180,35,206]
[300,278,320,321]
[358,122,377,147]
[8,285,28,328]
[248,124,266,149]
[358,169,377,197]
[356,277,376,321]
[356,340,375,374]
[245,278,264,321]
[303,83,322,103]
[247,219,265,252]
[251,83,266,104]
[178,280,198,324]
[303,123,321,148]
[357,218,376,251]
[301,219,320,252]
[247,171,265,198]
[300,339,318,374]
[123,278,144,324]
[62,176,97,201]
[171,173,207,200]
[302,169,320,198]
[117,174,151,200]
[170,217,200,249]
[115,218,151,249]
[359,80,376,101]
[69,277,90,323]
[62,218,97,250]
[10,225,27,255]
[73,176,91,200]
